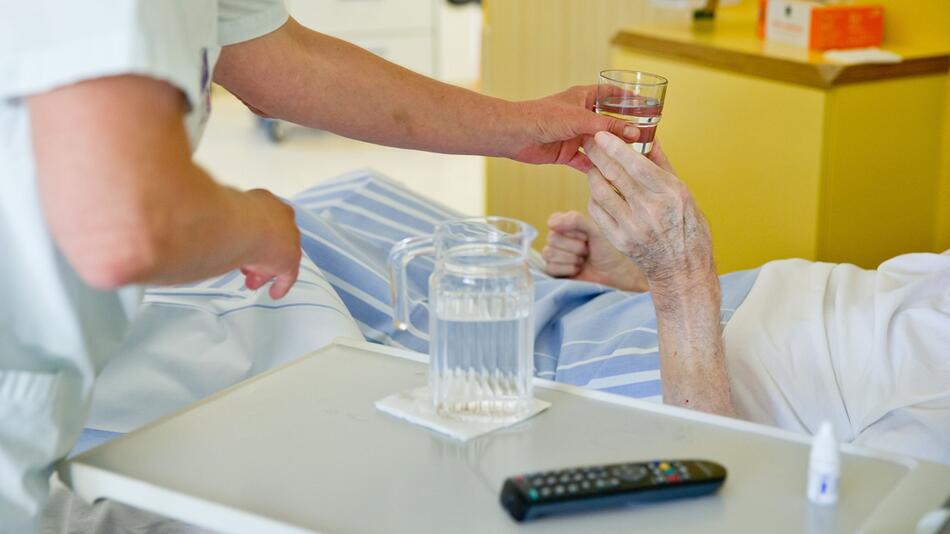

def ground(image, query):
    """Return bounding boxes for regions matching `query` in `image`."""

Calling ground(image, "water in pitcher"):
[429,245,534,421]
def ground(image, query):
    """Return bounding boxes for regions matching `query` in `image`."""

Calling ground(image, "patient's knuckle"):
[603,159,624,179]
[591,184,611,203]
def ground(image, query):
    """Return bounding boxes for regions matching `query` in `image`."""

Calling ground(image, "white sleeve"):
[0,0,213,111]
[217,0,289,46]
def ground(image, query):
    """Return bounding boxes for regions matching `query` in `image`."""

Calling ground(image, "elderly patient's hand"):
[582,132,733,416]
[582,132,716,291]
[543,211,649,292]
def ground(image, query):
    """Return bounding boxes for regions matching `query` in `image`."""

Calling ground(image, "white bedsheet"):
[86,255,362,433]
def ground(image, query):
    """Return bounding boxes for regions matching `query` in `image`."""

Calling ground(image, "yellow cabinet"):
[612,21,949,271]
[482,1,949,272]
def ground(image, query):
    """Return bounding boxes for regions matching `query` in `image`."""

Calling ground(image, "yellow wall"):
[482,0,950,256]
[848,0,950,253]
[870,0,950,52]
[481,1,686,248]
[939,76,950,252]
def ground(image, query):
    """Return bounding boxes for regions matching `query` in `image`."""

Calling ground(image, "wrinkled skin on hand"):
[581,132,716,291]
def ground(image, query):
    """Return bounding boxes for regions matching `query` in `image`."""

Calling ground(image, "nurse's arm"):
[28,75,300,297]
[213,19,638,172]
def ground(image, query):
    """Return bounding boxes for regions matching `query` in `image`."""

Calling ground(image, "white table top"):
[62,339,950,533]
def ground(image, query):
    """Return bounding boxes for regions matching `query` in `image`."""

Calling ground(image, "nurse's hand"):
[241,189,302,300]
[509,85,640,172]
[581,132,715,291]
[543,211,649,292]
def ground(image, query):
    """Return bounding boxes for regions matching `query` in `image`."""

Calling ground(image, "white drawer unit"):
[347,33,437,77]
[287,0,434,35]
[286,0,437,77]
[259,0,446,141]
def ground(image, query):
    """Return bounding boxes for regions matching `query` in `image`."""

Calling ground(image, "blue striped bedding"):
[74,170,759,455]
[291,170,759,401]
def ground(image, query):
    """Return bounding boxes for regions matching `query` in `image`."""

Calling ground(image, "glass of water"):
[389,217,536,422]
[596,69,668,154]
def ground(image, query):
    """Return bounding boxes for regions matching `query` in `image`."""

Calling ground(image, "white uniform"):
[725,251,950,464]
[0,1,288,531]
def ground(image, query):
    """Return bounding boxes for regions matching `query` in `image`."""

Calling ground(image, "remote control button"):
[559,475,570,483]
[612,465,648,482]
[545,476,556,485]
[581,481,591,490]
[595,479,606,489]
[567,483,579,494]
[608,478,621,487]
[572,473,584,482]
[529,489,539,500]
[652,476,665,484]
[585,472,598,480]
[540,487,552,498]
[530,477,544,487]
[659,462,671,471]
[554,485,566,496]
[668,474,681,483]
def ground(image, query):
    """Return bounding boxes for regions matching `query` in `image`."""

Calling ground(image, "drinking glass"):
[596,70,668,155]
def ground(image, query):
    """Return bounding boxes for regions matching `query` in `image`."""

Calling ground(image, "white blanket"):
[725,251,950,464]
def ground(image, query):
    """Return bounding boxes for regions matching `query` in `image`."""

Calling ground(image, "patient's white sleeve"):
[723,252,950,464]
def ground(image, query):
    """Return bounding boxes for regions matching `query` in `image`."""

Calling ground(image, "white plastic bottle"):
[807,421,840,505]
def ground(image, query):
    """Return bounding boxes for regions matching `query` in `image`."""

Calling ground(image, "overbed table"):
[62,339,950,533]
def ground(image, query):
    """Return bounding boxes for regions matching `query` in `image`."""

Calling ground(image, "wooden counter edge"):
[612,31,950,88]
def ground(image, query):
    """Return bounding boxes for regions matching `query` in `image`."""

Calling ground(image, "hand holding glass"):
[596,70,668,155]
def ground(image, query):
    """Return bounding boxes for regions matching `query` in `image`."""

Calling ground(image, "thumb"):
[549,211,595,236]
[577,109,640,143]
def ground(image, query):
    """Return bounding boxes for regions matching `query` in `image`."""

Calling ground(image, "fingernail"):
[623,125,639,140]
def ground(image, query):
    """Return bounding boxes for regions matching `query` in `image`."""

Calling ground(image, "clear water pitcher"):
[389,217,536,422]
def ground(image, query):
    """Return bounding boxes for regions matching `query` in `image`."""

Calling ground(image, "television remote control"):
[500,459,727,522]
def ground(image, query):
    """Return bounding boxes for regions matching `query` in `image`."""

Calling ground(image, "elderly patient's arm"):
[580,133,735,416]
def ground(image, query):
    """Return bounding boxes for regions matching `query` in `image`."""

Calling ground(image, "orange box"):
[764,1,885,51]
[809,5,884,50]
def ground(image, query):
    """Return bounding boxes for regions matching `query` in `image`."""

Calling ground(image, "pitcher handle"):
[388,236,434,331]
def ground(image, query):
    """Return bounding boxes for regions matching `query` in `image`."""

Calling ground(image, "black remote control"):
[499,459,727,522]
